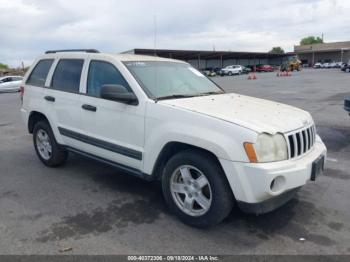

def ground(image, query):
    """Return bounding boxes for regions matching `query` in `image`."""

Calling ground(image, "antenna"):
[153,13,157,56]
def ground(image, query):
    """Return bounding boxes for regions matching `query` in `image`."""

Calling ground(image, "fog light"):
[270,176,286,193]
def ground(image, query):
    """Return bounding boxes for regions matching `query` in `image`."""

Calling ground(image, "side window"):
[51,59,84,93]
[26,59,54,87]
[87,60,131,97]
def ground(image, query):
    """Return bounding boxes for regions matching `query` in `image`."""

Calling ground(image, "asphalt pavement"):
[0,69,349,254]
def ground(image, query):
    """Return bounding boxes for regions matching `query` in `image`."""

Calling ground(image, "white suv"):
[220,65,243,76]
[21,49,327,227]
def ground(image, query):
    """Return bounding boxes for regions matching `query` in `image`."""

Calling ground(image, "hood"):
[159,93,313,134]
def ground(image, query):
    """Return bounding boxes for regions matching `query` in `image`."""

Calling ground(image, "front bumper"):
[237,187,300,214]
[219,135,327,212]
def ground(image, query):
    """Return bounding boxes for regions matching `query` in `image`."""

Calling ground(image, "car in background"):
[256,64,274,72]
[202,68,217,77]
[345,98,350,115]
[335,62,343,68]
[341,63,347,71]
[329,62,337,68]
[344,65,350,73]
[241,66,252,74]
[314,63,322,68]
[0,76,23,92]
[219,65,243,76]
[246,65,257,72]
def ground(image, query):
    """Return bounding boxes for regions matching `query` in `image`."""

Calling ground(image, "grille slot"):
[287,125,315,159]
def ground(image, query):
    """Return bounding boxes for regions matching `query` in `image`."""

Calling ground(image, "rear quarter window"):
[26,59,54,87]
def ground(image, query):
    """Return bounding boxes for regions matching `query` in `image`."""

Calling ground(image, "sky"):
[1,0,350,67]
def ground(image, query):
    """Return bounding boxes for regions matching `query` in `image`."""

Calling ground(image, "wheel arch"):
[151,141,224,180]
[28,111,49,134]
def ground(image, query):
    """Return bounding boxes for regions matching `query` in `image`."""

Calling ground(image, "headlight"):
[244,133,288,163]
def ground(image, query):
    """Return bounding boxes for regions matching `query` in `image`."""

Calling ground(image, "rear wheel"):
[162,150,234,228]
[228,71,233,76]
[33,121,68,167]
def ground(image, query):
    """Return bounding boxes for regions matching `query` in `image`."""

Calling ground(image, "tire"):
[162,150,234,228]
[228,71,233,76]
[346,68,350,73]
[33,120,68,167]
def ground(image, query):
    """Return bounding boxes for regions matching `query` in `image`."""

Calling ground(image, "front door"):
[79,59,145,170]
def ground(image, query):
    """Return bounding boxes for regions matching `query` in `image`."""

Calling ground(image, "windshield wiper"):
[197,91,224,96]
[155,94,195,101]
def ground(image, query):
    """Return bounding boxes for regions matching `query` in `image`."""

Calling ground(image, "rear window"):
[26,59,54,87]
[51,59,84,93]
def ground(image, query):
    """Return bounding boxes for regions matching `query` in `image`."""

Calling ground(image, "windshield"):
[124,61,223,99]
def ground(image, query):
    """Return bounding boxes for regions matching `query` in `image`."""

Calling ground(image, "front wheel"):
[162,150,234,228]
[228,71,233,76]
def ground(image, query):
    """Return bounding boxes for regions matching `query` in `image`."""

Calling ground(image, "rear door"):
[45,58,86,149]
[23,59,54,116]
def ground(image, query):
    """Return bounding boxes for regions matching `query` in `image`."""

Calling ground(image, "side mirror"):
[100,84,138,105]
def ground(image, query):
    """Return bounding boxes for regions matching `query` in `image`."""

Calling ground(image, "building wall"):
[294,41,350,65]
[297,51,350,65]
[295,41,350,52]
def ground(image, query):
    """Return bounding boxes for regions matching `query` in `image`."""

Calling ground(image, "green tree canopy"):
[268,47,285,54]
[300,36,324,45]
[0,63,9,70]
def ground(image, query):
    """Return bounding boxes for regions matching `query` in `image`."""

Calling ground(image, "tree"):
[300,36,323,45]
[0,63,9,70]
[268,47,285,54]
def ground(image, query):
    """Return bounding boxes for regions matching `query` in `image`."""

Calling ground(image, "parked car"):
[340,63,347,71]
[313,63,322,68]
[343,64,350,73]
[329,62,337,68]
[0,76,23,92]
[256,64,274,72]
[246,65,257,72]
[202,68,216,77]
[21,49,327,227]
[335,62,343,68]
[220,65,243,76]
[242,66,252,74]
[345,98,350,114]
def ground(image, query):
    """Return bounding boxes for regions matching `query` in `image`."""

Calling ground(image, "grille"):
[286,125,316,159]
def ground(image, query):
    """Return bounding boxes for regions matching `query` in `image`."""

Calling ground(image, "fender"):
[142,102,257,174]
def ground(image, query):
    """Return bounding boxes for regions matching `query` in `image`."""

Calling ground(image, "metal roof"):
[131,48,291,60]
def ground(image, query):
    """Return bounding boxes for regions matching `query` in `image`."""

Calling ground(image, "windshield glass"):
[124,61,223,99]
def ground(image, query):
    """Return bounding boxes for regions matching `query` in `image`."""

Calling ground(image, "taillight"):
[20,86,24,101]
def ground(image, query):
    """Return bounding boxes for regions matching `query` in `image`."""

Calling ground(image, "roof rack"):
[45,49,100,54]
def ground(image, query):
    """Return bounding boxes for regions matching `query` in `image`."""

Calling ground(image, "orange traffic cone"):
[252,73,257,80]
[247,73,252,80]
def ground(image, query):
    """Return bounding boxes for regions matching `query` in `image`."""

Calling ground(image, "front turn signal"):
[244,142,258,163]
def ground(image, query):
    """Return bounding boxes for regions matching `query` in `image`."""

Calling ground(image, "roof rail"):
[45,49,100,54]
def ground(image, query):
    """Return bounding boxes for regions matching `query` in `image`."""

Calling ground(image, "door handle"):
[44,96,55,102]
[82,104,97,112]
